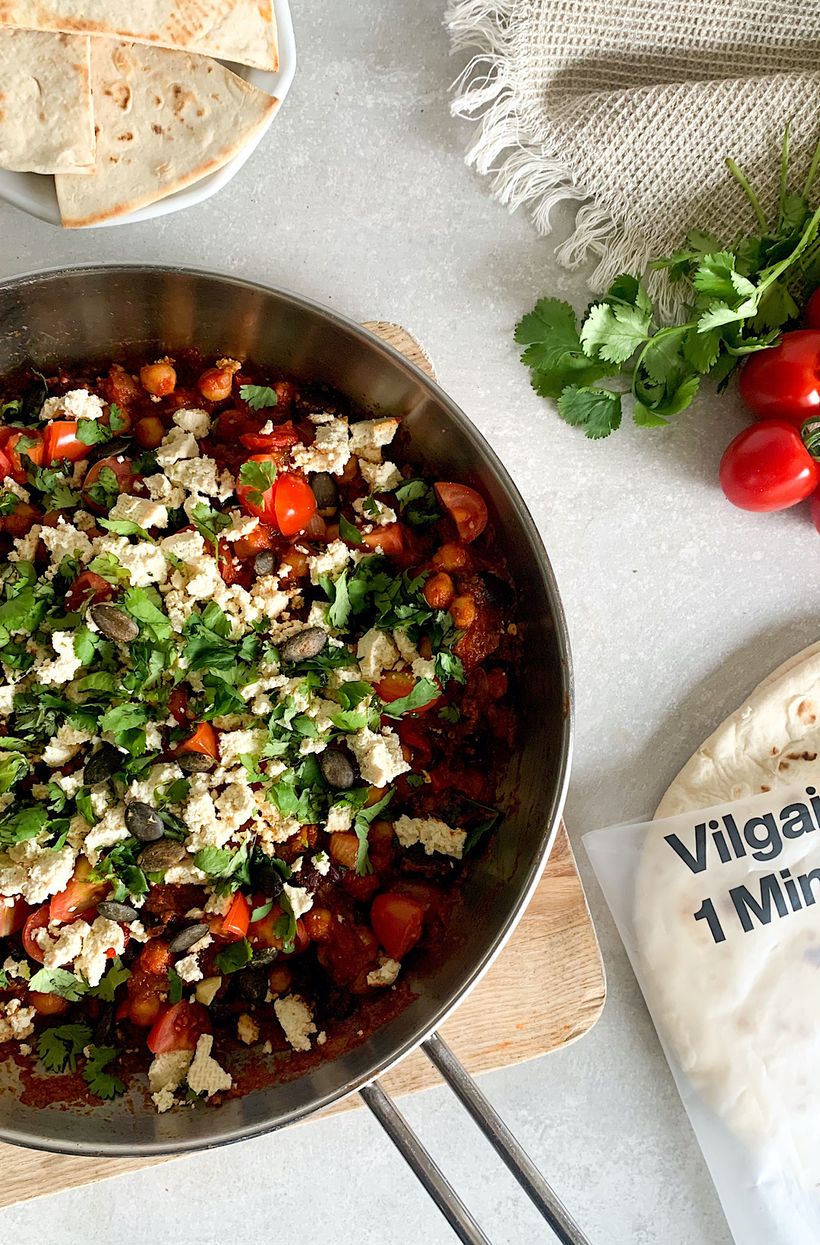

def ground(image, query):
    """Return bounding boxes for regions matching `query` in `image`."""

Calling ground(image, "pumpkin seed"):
[169,923,209,954]
[319,747,356,790]
[125,800,164,842]
[90,603,139,643]
[280,626,328,664]
[137,839,185,872]
[84,743,122,786]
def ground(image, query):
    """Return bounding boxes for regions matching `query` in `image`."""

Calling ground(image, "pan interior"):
[0,266,572,1156]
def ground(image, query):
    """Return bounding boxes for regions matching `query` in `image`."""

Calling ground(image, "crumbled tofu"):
[195,976,222,1006]
[175,953,203,983]
[223,512,259,542]
[173,408,211,437]
[367,957,402,988]
[218,728,267,767]
[42,918,90,970]
[283,883,314,919]
[39,631,83,686]
[0,684,16,714]
[80,808,126,869]
[312,851,330,876]
[359,459,403,492]
[0,841,76,904]
[41,389,105,422]
[165,456,221,497]
[39,519,93,572]
[156,425,199,466]
[307,539,350,585]
[143,473,186,510]
[92,536,169,588]
[108,492,169,530]
[204,892,233,916]
[237,1013,260,1045]
[2,956,29,980]
[148,1048,194,1113]
[2,478,29,502]
[353,497,397,526]
[292,415,350,476]
[348,727,410,787]
[186,1034,232,1097]
[43,722,92,767]
[8,523,41,563]
[274,994,317,1052]
[349,417,399,463]
[160,528,206,563]
[394,815,466,859]
[325,803,354,834]
[357,627,399,680]
[74,917,125,987]
[0,998,35,1043]
[215,782,256,833]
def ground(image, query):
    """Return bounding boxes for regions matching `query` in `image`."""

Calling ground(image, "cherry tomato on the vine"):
[719,419,819,512]
[738,331,820,424]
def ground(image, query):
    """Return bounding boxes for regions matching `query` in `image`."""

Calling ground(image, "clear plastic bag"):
[585,783,820,1245]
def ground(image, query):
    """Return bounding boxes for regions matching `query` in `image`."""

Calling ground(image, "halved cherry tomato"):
[371,892,425,960]
[0,897,29,938]
[239,421,300,452]
[375,670,439,714]
[81,455,136,511]
[3,429,44,480]
[49,859,110,924]
[147,1001,211,1053]
[213,892,250,942]
[719,419,819,512]
[738,331,820,424]
[42,421,90,465]
[176,721,219,760]
[361,522,405,559]
[434,483,488,543]
[236,456,317,537]
[2,501,40,539]
[65,571,113,611]
[0,447,13,481]
[22,904,51,962]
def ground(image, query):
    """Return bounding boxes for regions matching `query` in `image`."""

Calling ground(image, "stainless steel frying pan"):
[0,267,586,1244]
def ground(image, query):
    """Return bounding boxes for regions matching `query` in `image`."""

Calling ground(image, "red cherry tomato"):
[805,288,820,330]
[49,859,110,924]
[214,892,250,942]
[0,447,14,481]
[2,428,44,480]
[147,1001,211,1054]
[0,897,29,938]
[236,456,317,537]
[738,331,820,424]
[375,671,439,714]
[239,421,300,453]
[81,455,137,511]
[21,904,51,962]
[370,892,425,960]
[42,421,90,465]
[167,687,190,727]
[434,483,489,543]
[176,721,219,760]
[361,522,406,559]
[719,419,819,512]
[65,571,114,611]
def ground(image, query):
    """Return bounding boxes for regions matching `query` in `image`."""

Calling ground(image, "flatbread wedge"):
[56,40,278,229]
[0,0,278,72]
[0,29,95,173]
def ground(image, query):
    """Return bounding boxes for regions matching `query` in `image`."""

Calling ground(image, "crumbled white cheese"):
[8,523,41,563]
[237,1013,260,1045]
[312,851,330,876]
[353,497,397,526]
[82,804,129,866]
[283,883,314,919]
[359,459,403,492]
[42,918,90,970]
[274,994,317,1052]
[175,953,203,984]
[160,528,206,563]
[39,631,83,686]
[108,492,169,531]
[0,841,77,904]
[43,722,91,767]
[143,473,186,511]
[39,520,93,574]
[215,782,256,833]
[223,512,259,542]
[218,728,266,767]
[307,539,350,586]
[348,727,410,787]
[148,1049,194,1113]
[91,535,169,588]
[357,627,399,680]
[367,957,402,988]
[0,998,35,1043]
[2,477,29,502]
[325,803,354,834]
[74,917,125,987]
[394,815,466,859]
[156,425,199,467]
[164,456,221,497]
[41,389,105,422]
[0,684,16,715]
[186,1033,232,1097]
[292,415,350,476]
[173,408,211,437]
[2,956,29,980]
[349,417,399,463]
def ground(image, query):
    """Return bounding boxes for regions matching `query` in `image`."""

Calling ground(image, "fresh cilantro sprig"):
[239,384,278,410]
[83,1045,125,1099]
[238,458,277,507]
[517,125,820,438]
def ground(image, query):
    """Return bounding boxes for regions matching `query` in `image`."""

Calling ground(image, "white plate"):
[0,0,296,229]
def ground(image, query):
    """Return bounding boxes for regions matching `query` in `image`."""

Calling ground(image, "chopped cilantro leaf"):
[167,967,183,1005]
[28,967,89,1001]
[99,517,153,542]
[240,384,278,410]
[83,1045,125,1099]
[76,419,112,447]
[379,677,439,717]
[238,458,277,506]
[37,1023,92,1073]
[108,404,127,433]
[216,938,252,974]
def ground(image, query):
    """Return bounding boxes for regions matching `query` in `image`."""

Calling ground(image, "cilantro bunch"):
[517,125,820,438]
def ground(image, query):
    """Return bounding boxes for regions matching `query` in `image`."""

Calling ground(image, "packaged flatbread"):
[55,40,278,228]
[585,645,820,1245]
[0,0,278,72]
[0,29,94,173]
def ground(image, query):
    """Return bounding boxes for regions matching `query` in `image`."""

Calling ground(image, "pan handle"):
[358,1031,591,1245]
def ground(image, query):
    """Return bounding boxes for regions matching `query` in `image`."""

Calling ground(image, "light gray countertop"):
[0,3,808,1241]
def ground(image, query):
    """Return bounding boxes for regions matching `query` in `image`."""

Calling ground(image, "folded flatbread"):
[0,29,95,173]
[0,0,278,72]
[56,40,278,228]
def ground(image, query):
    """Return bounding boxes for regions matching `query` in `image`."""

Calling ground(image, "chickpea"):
[198,363,237,403]
[433,542,469,572]
[140,359,176,397]
[418,636,433,659]
[423,571,454,609]
[134,415,166,449]
[303,907,333,942]
[329,832,360,870]
[450,594,477,629]
[280,547,309,582]
[267,965,293,996]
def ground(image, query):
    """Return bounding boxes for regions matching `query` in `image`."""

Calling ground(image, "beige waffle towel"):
[447,0,820,314]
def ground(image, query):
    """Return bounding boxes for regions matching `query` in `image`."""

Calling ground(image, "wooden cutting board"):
[0,324,605,1210]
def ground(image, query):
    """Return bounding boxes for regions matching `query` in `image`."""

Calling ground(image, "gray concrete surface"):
[0,2,800,1240]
